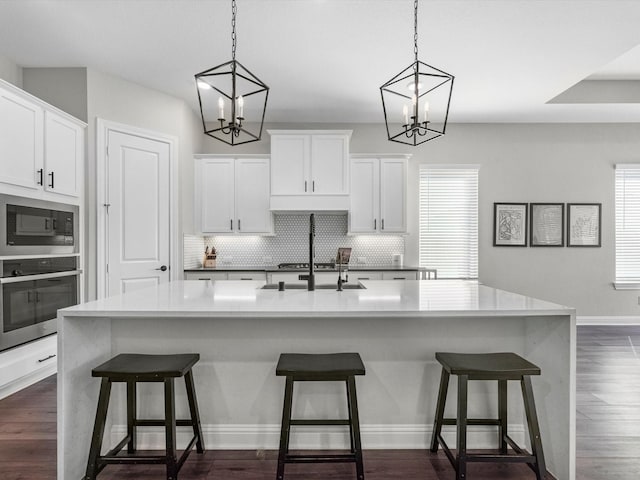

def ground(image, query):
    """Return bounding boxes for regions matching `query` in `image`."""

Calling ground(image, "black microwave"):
[0,194,79,256]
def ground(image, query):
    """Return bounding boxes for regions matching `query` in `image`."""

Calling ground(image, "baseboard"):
[111,423,527,450]
[0,363,56,400]
[577,315,640,326]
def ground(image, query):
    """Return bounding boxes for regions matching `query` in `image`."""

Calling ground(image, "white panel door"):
[200,158,235,233]
[107,131,170,296]
[270,134,308,195]
[380,158,407,233]
[0,87,43,190]
[44,111,82,197]
[235,158,271,233]
[349,158,379,233]
[310,134,348,194]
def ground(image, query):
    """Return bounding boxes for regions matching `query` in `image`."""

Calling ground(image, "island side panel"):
[58,314,112,480]
[524,313,576,480]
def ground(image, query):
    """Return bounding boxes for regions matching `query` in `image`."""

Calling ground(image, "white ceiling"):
[1,0,640,123]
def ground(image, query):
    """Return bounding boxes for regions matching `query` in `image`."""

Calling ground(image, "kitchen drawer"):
[268,271,337,285]
[349,271,383,281]
[227,272,266,281]
[0,334,57,399]
[184,272,228,281]
[382,271,418,280]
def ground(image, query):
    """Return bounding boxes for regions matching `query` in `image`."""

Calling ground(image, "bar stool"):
[84,353,205,480]
[430,352,546,480]
[275,352,366,480]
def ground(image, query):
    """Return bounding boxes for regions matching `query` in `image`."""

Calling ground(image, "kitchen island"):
[58,280,575,479]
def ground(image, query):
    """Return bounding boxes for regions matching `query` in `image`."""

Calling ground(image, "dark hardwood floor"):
[1,325,636,479]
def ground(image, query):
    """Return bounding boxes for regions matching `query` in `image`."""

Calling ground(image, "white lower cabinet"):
[0,334,57,400]
[349,271,383,281]
[227,272,267,281]
[268,272,337,285]
[184,271,267,281]
[382,271,418,280]
[184,272,229,281]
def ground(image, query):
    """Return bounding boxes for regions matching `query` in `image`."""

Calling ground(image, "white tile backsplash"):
[184,214,405,268]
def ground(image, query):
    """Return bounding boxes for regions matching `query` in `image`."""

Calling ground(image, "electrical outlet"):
[263,256,273,264]
[357,257,366,264]
[220,256,233,265]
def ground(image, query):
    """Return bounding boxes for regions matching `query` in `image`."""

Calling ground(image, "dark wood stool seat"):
[84,353,205,480]
[276,353,365,480]
[430,352,547,480]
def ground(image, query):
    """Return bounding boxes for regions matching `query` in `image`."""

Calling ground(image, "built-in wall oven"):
[0,194,80,352]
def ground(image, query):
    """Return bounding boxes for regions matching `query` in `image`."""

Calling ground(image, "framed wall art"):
[567,203,601,247]
[530,203,564,247]
[493,203,528,246]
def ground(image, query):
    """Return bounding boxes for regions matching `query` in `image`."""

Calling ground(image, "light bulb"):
[402,105,409,125]
[218,97,224,120]
[237,95,244,118]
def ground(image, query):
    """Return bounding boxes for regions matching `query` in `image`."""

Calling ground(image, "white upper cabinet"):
[44,111,83,198]
[0,79,85,203]
[235,158,272,233]
[270,134,309,195]
[268,130,351,211]
[195,156,272,235]
[349,155,409,234]
[0,86,44,190]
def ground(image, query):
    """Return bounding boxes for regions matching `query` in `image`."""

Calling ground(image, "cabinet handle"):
[240,277,252,280]
[382,219,385,230]
[393,277,404,280]
[304,180,308,192]
[37,168,44,186]
[358,277,370,280]
[374,219,377,230]
[45,219,49,230]
[38,354,56,363]
[238,219,241,231]
[27,291,32,303]
[230,219,233,230]
[312,180,315,192]
[48,171,55,189]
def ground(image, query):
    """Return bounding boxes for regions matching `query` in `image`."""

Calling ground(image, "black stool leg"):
[456,375,468,480]
[164,378,178,480]
[346,379,355,453]
[498,379,508,454]
[430,368,450,452]
[126,380,137,453]
[84,378,112,480]
[347,375,365,480]
[276,376,294,480]
[185,369,205,453]
[521,375,546,480]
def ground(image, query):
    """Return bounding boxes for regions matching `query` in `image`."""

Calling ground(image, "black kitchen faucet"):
[298,213,315,291]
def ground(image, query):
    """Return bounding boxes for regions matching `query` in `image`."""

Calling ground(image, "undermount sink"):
[261,283,366,290]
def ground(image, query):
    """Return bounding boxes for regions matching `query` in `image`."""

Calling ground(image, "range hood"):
[269,194,349,213]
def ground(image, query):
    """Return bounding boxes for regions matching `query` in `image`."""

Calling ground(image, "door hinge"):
[105,146,109,157]
[106,264,109,274]
[104,203,111,213]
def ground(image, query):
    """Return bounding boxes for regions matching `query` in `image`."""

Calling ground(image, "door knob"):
[156,265,168,272]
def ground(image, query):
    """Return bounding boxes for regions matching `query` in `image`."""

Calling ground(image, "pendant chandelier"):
[380,0,454,146]
[195,0,269,146]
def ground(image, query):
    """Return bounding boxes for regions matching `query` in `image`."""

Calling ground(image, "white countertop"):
[61,280,574,318]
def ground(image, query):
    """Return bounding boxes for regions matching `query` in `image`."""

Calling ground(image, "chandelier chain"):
[231,0,237,61]
[413,0,418,63]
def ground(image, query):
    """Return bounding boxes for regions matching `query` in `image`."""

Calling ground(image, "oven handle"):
[0,269,82,284]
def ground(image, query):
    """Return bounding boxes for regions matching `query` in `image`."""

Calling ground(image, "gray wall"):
[23,68,88,122]
[199,121,640,317]
[0,53,22,87]
[85,68,203,300]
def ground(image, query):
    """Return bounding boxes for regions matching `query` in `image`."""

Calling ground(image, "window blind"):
[419,166,478,279]
[615,164,640,284]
